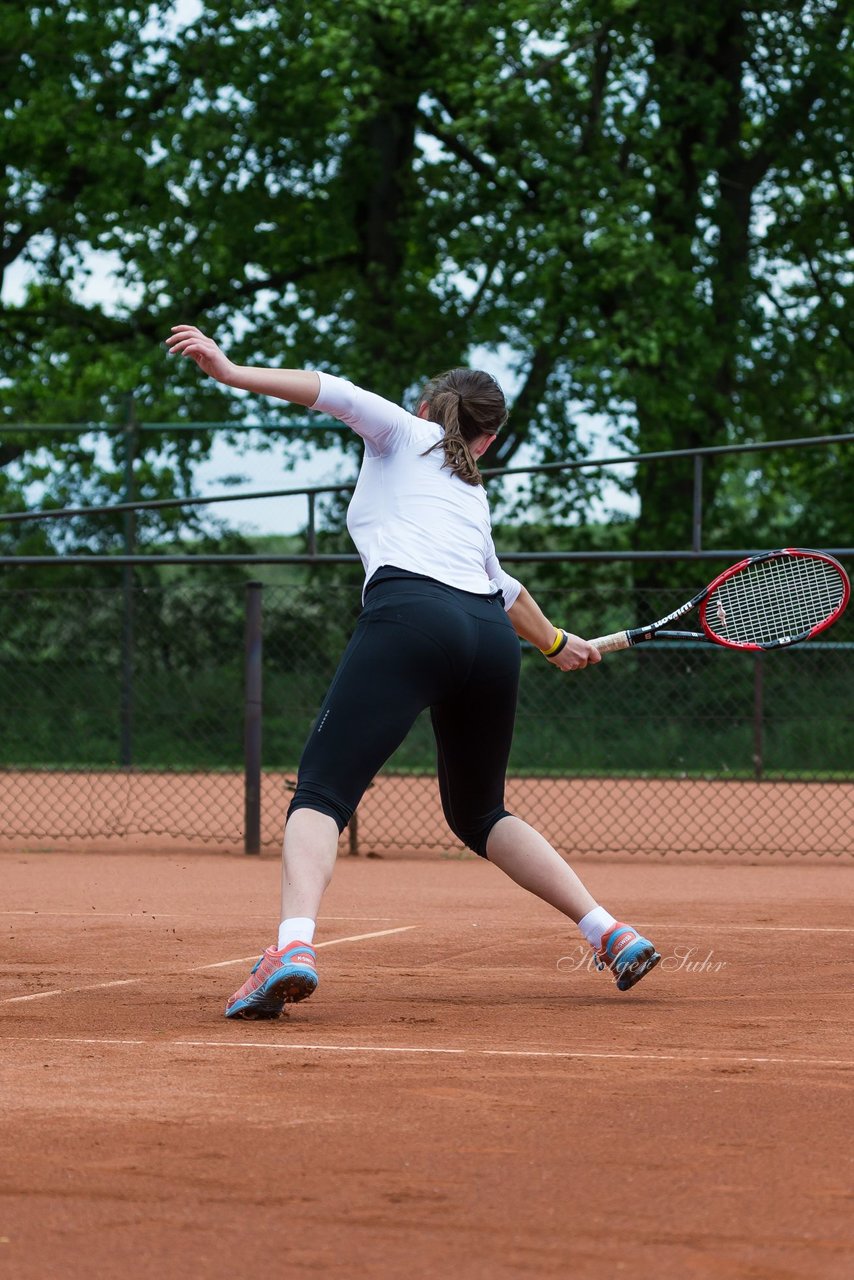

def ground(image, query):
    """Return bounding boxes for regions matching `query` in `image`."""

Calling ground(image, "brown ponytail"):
[418,368,508,486]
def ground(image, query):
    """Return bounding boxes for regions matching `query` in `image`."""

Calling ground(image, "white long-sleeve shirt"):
[313,373,522,610]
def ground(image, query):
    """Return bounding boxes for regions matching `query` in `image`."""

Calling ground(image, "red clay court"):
[1,843,852,1279]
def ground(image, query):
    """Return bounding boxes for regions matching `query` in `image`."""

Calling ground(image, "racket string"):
[706,556,846,645]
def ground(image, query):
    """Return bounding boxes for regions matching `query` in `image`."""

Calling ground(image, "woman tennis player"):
[166,326,661,1015]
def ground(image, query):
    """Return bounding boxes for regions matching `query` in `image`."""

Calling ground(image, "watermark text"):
[556,945,727,975]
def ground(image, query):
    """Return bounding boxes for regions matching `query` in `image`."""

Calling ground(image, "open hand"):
[165,325,236,384]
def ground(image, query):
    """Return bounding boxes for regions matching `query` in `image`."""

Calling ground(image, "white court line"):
[191,926,415,971]
[4,978,139,1005]
[35,1037,148,1047]
[5,1035,852,1069]
[185,1040,466,1057]
[5,989,63,1003]
[0,927,415,1003]
[643,923,854,934]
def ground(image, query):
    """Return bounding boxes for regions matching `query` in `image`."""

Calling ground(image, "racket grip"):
[588,631,630,654]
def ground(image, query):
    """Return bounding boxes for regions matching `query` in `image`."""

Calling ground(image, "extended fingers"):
[169,324,205,338]
[166,339,206,358]
[165,325,207,353]
[166,336,215,360]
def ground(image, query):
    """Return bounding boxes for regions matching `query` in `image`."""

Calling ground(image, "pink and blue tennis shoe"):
[225,941,318,1019]
[593,922,661,991]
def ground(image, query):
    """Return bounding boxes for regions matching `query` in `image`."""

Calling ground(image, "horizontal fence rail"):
[1,551,852,567]
[2,430,852,558]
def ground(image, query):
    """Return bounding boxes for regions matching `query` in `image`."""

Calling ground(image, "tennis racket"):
[589,548,850,654]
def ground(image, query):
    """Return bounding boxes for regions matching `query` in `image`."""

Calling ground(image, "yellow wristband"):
[540,628,564,657]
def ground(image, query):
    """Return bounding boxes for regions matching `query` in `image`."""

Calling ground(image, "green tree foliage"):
[0,1,242,541]
[1,1,851,569]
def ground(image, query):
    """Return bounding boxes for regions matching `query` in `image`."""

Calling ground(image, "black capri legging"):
[287,568,522,857]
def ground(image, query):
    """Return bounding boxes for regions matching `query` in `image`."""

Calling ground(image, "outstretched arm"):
[507,586,601,672]
[165,325,321,407]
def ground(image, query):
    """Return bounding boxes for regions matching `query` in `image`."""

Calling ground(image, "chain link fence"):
[1,571,851,857]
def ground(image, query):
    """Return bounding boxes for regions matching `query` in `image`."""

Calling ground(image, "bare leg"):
[279,808,340,922]
[485,815,598,924]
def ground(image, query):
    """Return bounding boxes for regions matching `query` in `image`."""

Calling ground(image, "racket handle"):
[588,630,631,654]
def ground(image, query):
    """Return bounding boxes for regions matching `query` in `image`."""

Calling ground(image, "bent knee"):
[445,807,511,859]
[287,781,354,834]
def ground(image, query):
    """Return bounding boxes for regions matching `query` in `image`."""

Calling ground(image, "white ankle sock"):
[578,906,618,949]
[277,917,316,950]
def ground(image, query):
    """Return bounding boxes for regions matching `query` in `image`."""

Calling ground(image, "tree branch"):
[417,110,501,186]
[484,331,564,470]
[579,35,612,153]
[804,256,854,357]
[734,2,847,192]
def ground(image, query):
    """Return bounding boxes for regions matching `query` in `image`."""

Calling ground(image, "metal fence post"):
[692,454,703,553]
[307,491,317,557]
[244,581,263,854]
[753,653,764,780]
[120,396,137,767]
